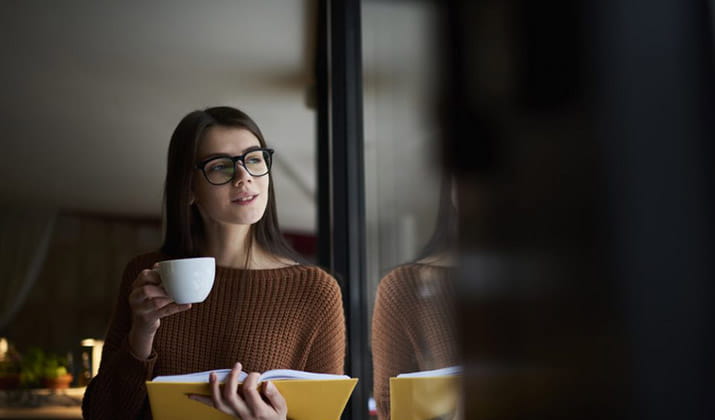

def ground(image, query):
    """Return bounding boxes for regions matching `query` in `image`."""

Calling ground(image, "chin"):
[197,203,267,228]
[231,209,266,226]
[221,213,261,226]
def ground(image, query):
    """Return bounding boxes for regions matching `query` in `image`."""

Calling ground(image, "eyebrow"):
[197,146,262,162]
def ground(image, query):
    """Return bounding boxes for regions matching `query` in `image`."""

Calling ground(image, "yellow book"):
[146,369,358,420]
[389,366,462,420]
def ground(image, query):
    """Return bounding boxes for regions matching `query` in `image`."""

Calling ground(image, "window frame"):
[316,0,370,419]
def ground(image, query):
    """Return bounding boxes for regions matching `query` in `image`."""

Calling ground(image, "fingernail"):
[210,372,216,382]
[266,381,275,393]
[235,362,242,370]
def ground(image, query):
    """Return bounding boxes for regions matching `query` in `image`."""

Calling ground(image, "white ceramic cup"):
[155,257,215,304]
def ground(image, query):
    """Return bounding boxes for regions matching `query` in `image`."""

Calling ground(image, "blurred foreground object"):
[440,0,715,419]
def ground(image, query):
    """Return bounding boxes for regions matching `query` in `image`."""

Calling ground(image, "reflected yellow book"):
[145,369,358,420]
[389,366,461,420]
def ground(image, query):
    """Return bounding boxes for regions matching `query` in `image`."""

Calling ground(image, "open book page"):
[152,369,349,383]
[259,369,350,381]
[152,369,228,383]
[396,365,462,378]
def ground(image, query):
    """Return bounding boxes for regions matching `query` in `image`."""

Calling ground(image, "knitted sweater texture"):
[82,252,346,420]
[371,263,458,420]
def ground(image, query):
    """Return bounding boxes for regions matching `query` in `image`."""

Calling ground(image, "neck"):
[199,221,293,269]
[200,221,254,268]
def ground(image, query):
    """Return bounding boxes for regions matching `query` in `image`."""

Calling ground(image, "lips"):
[231,194,258,205]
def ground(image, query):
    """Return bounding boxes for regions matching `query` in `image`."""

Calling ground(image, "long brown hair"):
[160,106,303,264]
[416,174,457,261]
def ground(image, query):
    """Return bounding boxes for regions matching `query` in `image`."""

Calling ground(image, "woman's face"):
[192,126,270,228]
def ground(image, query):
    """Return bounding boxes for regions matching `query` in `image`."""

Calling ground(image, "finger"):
[155,302,192,319]
[240,372,265,412]
[128,285,170,312]
[131,299,190,331]
[147,296,175,310]
[209,372,229,413]
[223,363,251,417]
[262,381,287,416]
[129,285,171,305]
[129,294,171,318]
[131,269,161,288]
[223,362,241,401]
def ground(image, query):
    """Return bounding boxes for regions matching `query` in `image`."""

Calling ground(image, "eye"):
[244,151,266,165]
[205,158,234,173]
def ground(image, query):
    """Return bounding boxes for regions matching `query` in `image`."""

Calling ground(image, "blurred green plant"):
[18,347,69,388]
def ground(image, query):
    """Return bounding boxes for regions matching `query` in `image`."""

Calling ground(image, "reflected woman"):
[371,176,460,420]
[83,106,346,420]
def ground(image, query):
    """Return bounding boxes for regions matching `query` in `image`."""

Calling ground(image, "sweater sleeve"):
[82,254,160,420]
[304,274,346,375]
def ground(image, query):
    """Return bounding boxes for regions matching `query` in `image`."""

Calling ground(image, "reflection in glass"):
[362,1,456,418]
[371,177,460,419]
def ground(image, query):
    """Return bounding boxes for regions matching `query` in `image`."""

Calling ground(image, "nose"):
[232,161,252,185]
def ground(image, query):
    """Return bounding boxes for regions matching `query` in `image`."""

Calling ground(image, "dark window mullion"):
[316,0,368,419]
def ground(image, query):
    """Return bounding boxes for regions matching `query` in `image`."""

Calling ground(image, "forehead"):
[198,126,261,156]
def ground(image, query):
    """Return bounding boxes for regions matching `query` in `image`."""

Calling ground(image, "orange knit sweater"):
[82,252,346,420]
[371,263,458,420]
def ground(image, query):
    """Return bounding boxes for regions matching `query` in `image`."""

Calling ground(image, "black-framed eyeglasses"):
[195,148,274,185]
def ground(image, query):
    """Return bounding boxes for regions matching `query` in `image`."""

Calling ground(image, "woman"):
[82,106,346,419]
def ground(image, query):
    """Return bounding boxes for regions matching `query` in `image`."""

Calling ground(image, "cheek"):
[192,180,226,216]
[260,176,270,197]
[259,179,270,208]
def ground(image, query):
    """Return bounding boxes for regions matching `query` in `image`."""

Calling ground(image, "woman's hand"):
[127,264,192,359]
[189,362,287,420]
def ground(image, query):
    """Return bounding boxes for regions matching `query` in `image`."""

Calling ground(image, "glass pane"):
[362,1,460,418]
